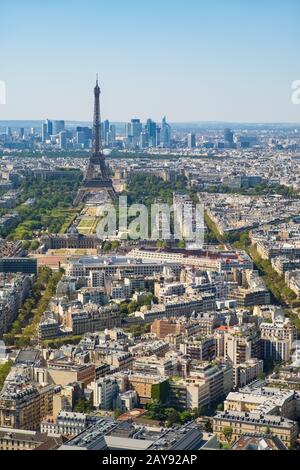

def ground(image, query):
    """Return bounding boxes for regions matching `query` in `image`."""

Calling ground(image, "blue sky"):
[1,0,300,122]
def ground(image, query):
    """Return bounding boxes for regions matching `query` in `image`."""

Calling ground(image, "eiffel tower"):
[75,78,116,205]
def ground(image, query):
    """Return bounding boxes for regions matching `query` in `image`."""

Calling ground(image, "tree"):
[102,241,112,252]
[166,409,180,427]
[179,411,193,424]
[177,240,186,249]
[30,240,40,251]
[120,302,129,317]
[128,300,138,314]
[4,266,63,347]
[205,420,213,433]
[0,361,13,390]
[5,173,81,241]
[22,240,30,250]
[74,399,94,413]
[114,408,122,419]
[15,337,31,349]
[111,240,120,251]
[156,240,167,249]
[145,401,166,421]
[223,426,233,443]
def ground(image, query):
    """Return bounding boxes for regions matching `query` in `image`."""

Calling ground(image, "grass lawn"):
[77,217,99,234]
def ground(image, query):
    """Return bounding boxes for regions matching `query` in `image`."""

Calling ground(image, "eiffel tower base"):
[74,182,116,206]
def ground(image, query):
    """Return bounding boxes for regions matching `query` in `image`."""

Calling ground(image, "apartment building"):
[0,274,33,335]
[41,411,87,437]
[169,363,233,410]
[189,363,233,404]
[179,336,216,361]
[90,377,120,410]
[0,381,54,431]
[260,314,297,363]
[233,359,264,388]
[47,361,95,387]
[66,304,121,335]
[0,428,64,450]
[223,325,261,365]
[127,373,169,405]
[213,411,298,447]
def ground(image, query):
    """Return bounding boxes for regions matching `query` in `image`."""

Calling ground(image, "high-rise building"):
[46,119,53,136]
[59,131,67,149]
[42,122,48,142]
[156,126,161,147]
[109,124,116,143]
[101,120,110,144]
[160,116,171,148]
[131,119,142,147]
[146,119,157,148]
[76,131,86,146]
[224,128,234,144]
[131,119,142,138]
[139,131,149,149]
[76,126,92,147]
[124,122,132,139]
[42,119,53,142]
[53,120,65,135]
[187,133,196,148]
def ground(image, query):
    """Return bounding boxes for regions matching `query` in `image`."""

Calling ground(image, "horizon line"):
[1,119,300,126]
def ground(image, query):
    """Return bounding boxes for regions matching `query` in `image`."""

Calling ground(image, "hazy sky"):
[1,0,300,122]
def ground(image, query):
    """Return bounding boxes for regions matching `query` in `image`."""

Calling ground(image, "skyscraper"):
[76,126,92,147]
[156,126,161,147]
[42,122,48,142]
[131,119,142,147]
[139,131,149,149]
[160,116,171,148]
[101,120,110,145]
[76,131,86,146]
[53,120,65,135]
[224,128,234,145]
[46,119,53,136]
[124,122,132,139]
[146,119,157,148]
[59,131,67,149]
[42,119,53,142]
[187,133,196,149]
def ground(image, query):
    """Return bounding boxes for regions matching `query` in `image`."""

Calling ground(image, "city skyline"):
[1,0,300,123]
